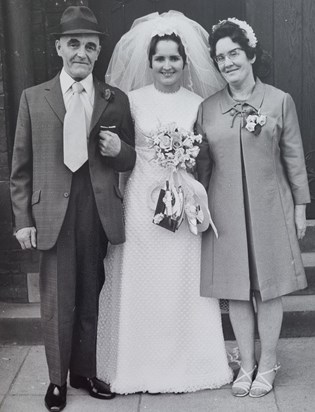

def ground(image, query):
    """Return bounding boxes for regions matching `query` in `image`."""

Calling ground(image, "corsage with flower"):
[103,88,115,102]
[148,123,218,236]
[244,109,267,136]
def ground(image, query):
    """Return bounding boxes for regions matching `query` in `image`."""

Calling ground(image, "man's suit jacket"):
[10,73,136,250]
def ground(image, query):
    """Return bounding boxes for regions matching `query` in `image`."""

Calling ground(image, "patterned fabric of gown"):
[97,84,233,394]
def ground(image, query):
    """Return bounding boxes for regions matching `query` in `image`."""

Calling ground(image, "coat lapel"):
[44,74,66,123]
[246,78,266,112]
[90,78,109,135]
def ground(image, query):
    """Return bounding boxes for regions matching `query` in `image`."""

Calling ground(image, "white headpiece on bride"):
[105,10,226,98]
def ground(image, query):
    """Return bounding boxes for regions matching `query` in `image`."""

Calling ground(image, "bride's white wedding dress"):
[97,84,233,394]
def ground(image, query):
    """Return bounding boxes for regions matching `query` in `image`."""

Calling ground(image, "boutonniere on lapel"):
[244,108,267,136]
[103,88,115,102]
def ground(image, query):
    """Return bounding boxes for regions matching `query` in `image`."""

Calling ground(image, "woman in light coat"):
[196,18,310,398]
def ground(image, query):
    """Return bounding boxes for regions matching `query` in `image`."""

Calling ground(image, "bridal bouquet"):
[149,123,207,234]
[150,123,202,170]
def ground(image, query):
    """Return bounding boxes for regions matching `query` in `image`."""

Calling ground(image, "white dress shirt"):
[59,68,95,135]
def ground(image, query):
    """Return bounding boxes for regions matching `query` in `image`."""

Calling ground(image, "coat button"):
[63,192,70,198]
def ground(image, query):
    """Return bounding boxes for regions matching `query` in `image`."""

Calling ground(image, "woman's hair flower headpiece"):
[212,17,258,48]
[151,25,178,38]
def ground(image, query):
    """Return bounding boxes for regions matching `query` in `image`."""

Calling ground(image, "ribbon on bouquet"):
[148,168,218,237]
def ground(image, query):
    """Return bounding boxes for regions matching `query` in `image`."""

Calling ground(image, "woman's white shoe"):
[249,363,281,398]
[232,365,257,397]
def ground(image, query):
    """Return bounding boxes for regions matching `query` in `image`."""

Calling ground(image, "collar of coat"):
[220,77,266,114]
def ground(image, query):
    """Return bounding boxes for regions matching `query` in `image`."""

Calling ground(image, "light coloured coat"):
[196,79,310,301]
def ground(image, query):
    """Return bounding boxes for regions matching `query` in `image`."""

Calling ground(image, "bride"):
[97,11,233,394]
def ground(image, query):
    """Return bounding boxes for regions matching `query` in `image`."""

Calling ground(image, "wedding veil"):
[105,10,226,98]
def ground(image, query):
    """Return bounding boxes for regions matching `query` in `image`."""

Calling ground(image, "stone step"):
[282,294,315,311]
[222,310,315,340]
[302,251,315,267]
[0,302,41,345]
[289,266,315,296]
[17,251,315,305]
[299,220,315,253]
[222,294,315,340]
[285,252,315,297]
[1,298,315,344]
[2,251,315,345]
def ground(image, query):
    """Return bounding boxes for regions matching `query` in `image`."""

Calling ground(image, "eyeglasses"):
[214,48,244,65]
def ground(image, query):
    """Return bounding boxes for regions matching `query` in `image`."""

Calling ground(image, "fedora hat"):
[51,6,105,36]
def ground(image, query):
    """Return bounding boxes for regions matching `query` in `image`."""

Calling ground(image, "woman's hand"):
[295,204,307,240]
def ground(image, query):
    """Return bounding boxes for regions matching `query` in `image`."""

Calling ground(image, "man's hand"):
[295,204,306,240]
[15,226,37,249]
[99,130,121,157]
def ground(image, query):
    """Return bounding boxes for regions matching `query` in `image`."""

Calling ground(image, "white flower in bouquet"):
[172,133,183,149]
[149,123,202,171]
[182,137,194,148]
[149,123,212,235]
[187,146,200,158]
[158,134,172,150]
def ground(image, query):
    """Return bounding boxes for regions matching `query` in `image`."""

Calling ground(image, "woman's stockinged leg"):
[248,292,283,397]
[229,299,257,396]
[229,299,256,370]
[254,292,283,370]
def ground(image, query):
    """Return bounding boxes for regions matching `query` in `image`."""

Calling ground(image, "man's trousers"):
[39,163,108,386]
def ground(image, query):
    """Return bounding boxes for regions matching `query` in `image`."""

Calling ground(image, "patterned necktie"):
[63,82,88,172]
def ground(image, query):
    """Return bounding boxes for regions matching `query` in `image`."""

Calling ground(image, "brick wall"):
[0,0,46,302]
[0,1,30,302]
[0,0,90,302]
[0,43,35,303]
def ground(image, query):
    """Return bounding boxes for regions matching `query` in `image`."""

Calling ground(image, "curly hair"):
[209,20,271,79]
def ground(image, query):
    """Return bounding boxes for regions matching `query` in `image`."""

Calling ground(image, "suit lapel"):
[44,74,66,123]
[90,78,109,135]
[44,75,109,132]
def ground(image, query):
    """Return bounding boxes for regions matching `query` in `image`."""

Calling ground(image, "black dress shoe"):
[45,383,67,412]
[70,374,115,399]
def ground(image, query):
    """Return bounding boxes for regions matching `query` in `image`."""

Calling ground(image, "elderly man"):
[10,6,136,411]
